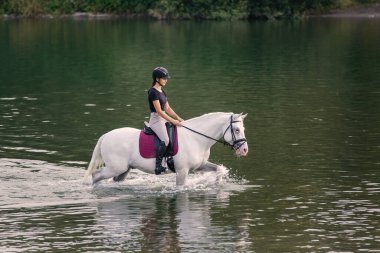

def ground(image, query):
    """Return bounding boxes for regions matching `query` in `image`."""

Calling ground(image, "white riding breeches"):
[149,112,169,146]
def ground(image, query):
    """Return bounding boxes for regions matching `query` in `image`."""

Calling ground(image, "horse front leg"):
[176,168,189,187]
[195,161,219,172]
[196,161,225,184]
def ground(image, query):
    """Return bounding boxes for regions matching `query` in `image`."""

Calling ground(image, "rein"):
[182,115,247,150]
[182,125,233,148]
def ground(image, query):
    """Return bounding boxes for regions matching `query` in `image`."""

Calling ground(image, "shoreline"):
[2,3,380,20]
[1,12,152,20]
[316,2,380,18]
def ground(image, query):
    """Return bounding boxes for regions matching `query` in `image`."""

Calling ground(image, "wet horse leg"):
[113,168,132,182]
[92,166,124,185]
[92,168,108,184]
[196,161,219,172]
[196,161,224,184]
[176,168,189,186]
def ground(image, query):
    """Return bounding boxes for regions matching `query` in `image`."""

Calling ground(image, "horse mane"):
[184,112,233,124]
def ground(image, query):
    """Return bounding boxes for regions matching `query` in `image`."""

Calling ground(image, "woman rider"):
[148,67,183,175]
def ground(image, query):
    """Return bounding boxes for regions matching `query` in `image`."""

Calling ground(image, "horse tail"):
[83,134,105,181]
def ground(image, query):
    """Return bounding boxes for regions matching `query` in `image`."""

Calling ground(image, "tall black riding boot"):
[155,141,167,175]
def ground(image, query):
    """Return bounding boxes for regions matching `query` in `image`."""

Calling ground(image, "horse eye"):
[235,128,240,133]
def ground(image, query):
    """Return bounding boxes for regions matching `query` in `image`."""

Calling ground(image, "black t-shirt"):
[148,87,167,113]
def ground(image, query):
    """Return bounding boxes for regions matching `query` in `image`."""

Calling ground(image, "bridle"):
[182,115,247,150]
[222,115,248,150]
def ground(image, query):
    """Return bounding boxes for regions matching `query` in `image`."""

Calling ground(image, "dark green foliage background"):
[0,0,377,19]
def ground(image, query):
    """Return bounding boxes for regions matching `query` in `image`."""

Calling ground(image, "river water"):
[0,18,380,252]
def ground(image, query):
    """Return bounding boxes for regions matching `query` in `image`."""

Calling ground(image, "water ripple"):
[0,158,253,252]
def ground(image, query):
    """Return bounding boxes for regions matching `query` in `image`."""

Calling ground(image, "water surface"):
[0,18,380,252]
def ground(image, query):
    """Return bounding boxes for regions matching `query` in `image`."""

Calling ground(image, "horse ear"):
[242,113,248,119]
[234,113,243,120]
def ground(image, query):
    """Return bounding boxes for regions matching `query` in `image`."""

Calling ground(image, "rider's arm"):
[152,100,181,126]
[166,102,183,122]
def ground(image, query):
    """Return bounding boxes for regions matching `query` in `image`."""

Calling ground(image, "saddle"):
[139,122,178,172]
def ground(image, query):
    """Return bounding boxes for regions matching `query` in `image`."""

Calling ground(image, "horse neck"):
[185,113,230,143]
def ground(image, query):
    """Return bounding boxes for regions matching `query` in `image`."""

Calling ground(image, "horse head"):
[222,113,249,157]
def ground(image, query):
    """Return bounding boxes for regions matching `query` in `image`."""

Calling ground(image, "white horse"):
[84,112,248,186]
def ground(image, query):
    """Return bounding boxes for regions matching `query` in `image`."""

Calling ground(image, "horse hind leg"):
[92,166,123,185]
[113,168,131,182]
[92,169,107,184]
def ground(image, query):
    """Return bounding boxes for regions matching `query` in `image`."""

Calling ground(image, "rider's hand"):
[173,120,182,127]
[177,117,184,122]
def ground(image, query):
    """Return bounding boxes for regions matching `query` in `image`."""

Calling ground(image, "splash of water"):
[0,158,248,209]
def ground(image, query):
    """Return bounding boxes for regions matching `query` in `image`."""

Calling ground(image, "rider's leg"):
[149,115,170,175]
[149,113,170,146]
[155,141,167,175]
[152,131,169,175]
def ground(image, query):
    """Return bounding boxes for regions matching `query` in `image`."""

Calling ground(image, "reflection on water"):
[0,194,253,252]
[0,19,380,252]
[0,159,379,252]
[94,193,251,252]
[0,159,253,252]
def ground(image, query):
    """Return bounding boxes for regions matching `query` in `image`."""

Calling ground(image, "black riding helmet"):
[152,67,170,81]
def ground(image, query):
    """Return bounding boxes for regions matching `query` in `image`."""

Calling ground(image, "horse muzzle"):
[235,142,248,157]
